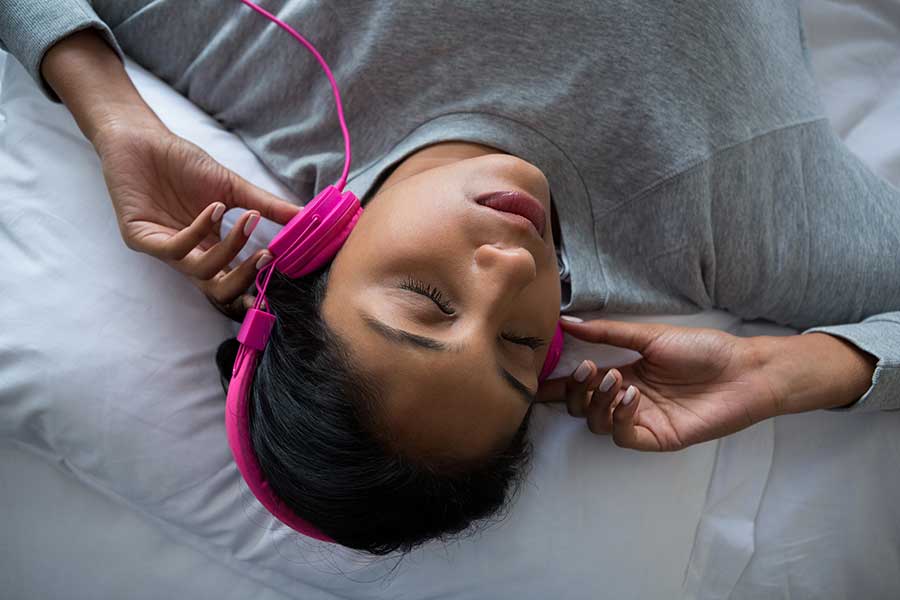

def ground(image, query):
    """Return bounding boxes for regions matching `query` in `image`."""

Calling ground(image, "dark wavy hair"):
[215,265,535,556]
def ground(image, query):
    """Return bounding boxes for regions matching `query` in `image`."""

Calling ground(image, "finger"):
[564,360,598,417]
[203,289,248,323]
[534,360,598,415]
[178,210,260,280]
[585,368,622,434]
[610,386,659,451]
[534,376,567,404]
[159,202,227,261]
[559,318,666,353]
[226,172,301,225]
[203,250,273,307]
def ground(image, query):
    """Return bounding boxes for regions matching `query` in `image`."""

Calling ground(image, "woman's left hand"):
[537,319,780,451]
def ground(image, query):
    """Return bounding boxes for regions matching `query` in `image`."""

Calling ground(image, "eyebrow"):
[361,313,536,405]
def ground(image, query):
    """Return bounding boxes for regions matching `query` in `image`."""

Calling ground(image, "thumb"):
[559,318,665,353]
[226,172,301,226]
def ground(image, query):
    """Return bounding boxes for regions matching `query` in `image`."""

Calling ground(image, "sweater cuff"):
[0,1,125,104]
[802,316,900,412]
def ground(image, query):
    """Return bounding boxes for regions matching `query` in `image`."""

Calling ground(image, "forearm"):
[39,28,165,149]
[751,332,878,415]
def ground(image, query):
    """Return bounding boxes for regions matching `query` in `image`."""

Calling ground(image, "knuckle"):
[194,256,222,280]
[164,245,184,262]
[221,171,238,206]
[207,287,229,306]
[183,260,207,280]
[197,264,220,281]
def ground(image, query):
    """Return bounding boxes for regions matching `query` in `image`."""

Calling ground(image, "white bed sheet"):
[685,2,900,597]
[0,38,717,600]
[2,1,899,598]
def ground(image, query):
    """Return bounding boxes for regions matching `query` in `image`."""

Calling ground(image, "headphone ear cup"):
[538,322,565,383]
[296,204,361,274]
[269,186,361,278]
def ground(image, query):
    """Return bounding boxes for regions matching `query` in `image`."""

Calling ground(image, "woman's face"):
[322,144,560,460]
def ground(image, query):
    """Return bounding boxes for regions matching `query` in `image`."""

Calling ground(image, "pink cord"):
[252,261,276,311]
[238,0,352,191]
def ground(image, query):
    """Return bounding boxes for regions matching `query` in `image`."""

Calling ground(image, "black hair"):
[215,265,535,556]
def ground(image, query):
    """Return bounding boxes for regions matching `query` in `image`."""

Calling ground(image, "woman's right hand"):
[93,120,299,319]
[41,28,301,320]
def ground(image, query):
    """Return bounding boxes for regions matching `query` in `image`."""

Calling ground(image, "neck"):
[375,141,507,196]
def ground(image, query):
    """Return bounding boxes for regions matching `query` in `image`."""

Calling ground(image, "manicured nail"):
[599,370,616,393]
[621,385,637,406]
[572,360,591,383]
[255,253,272,270]
[560,315,583,323]
[243,213,260,236]
[211,203,226,223]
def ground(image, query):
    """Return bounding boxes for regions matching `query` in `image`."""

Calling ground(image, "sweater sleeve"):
[802,312,900,412]
[0,0,124,103]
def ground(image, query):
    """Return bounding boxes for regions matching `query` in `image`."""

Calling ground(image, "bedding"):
[0,45,718,600]
[2,1,900,598]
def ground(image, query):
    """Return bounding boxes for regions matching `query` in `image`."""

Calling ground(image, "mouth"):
[473,190,547,238]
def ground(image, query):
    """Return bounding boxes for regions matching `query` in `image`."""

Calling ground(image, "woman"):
[7,0,898,555]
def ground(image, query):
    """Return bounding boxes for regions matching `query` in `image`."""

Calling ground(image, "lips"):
[474,191,547,237]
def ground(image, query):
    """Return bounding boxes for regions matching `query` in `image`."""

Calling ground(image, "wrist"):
[40,29,166,147]
[750,333,877,415]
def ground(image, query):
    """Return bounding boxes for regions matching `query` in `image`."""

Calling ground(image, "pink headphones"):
[228,0,564,544]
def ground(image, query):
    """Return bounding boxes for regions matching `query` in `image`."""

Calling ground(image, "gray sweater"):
[2,0,898,411]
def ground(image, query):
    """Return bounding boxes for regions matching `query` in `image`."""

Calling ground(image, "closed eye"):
[399,277,547,349]
[399,277,455,315]
[501,332,546,349]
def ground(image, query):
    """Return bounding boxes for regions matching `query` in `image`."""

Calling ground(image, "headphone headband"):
[224,180,363,543]
[227,0,564,548]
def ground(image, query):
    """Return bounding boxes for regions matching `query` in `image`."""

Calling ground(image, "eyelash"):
[398,277,547,349]
[399,277,455,314]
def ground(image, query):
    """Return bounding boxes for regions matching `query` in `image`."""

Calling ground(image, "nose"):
[473,243,537,309]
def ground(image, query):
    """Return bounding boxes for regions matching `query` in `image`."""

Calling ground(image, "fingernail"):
[243,213,260,236]
[211,203,226,223]
[560,315,583,323]
[255,253,273,270]
[621,385,637,406]
[572,360,591,383]
[599,370,616,392]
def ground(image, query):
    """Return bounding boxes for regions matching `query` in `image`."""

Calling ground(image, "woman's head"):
[217,142,559,554]
[323,142,561,459]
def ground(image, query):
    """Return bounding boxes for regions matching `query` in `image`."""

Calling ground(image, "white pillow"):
[0,54,730,598]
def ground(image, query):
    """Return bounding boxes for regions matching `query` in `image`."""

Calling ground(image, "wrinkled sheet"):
[684,2,900,598]
[0,49,716,600]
